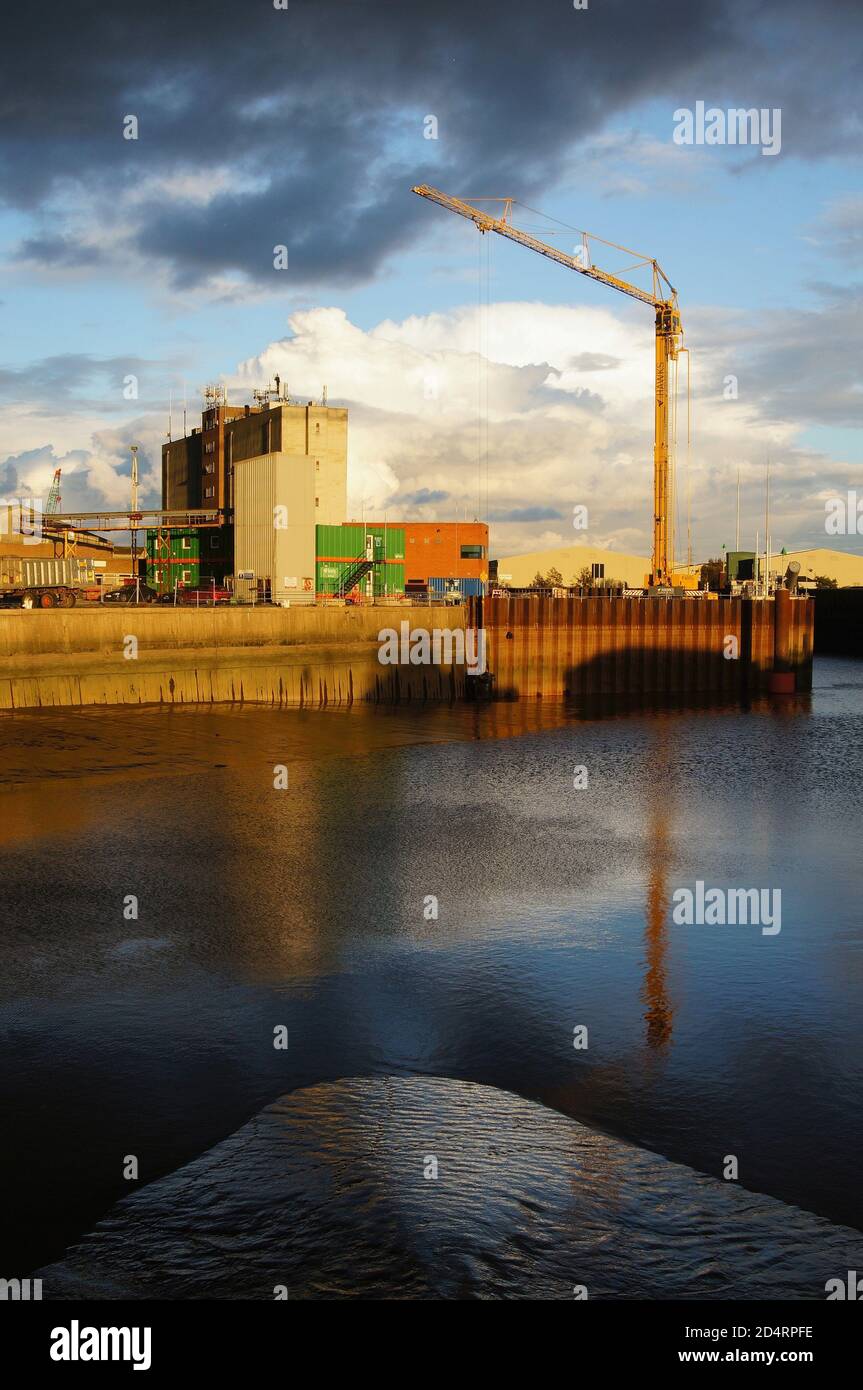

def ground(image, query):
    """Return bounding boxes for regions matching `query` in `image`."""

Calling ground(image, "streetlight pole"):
[130,445,140,603]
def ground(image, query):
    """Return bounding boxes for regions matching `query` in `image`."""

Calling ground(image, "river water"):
[2,657,862,1297]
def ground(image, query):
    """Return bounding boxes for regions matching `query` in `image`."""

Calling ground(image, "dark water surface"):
[2,657,862,1295]
[37,1078,863,1301]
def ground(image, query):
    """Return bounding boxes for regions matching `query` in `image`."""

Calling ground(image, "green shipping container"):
[315,559,405,597]
[316,525,405,563]
[146,527,200,595]
[374,564,404,596]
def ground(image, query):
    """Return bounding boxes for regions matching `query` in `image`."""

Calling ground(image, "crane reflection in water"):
[642,716,674,1052]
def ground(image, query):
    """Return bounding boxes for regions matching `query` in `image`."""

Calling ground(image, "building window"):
[182,569,191,583]
[204,486,215,499]
[315,497,319,507]
[315,423,320,434]
[210,534,220,550]
[591,562,605,579]
[460,544,485,559]
[315,460,320,471]
[181,537,191,551]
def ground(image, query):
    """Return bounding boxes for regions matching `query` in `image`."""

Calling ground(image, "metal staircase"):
[338,537,376,598]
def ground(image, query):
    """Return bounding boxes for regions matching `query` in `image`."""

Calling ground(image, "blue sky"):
[0,0,860,562]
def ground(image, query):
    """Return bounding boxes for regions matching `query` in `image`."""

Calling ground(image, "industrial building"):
[160,381,347,603]
[157,385,489,603]
[497,542,863,591]
[497,544,650,590]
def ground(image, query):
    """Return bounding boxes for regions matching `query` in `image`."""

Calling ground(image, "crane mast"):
[412,184,683,586]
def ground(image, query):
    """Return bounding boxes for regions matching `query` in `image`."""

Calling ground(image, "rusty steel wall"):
[473,595,814,700]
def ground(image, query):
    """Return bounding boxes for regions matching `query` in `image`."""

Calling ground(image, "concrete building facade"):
[163,391,347,528]
[233,453,317,605]
[161,388,348,599]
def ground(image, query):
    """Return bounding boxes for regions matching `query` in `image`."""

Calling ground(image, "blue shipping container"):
[429,577,485,598]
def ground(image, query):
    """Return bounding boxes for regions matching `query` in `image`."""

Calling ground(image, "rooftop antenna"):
[322,384,328,407]
[764,456,771,599]
[168,389,173,442]
[274,373,281,398]
[183,380,187,436]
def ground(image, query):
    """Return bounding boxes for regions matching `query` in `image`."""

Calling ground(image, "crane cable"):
[670,346,692,577]
[678,346,692,569]
[671,354,679,572]
[486,233,492,524]
[476,228,492,524]
[686,348,692,568]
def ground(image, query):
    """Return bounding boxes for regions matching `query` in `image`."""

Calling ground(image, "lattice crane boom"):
[412,183,684,585]
[45,467,62,516]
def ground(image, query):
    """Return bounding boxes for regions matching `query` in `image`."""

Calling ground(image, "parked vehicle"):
[0,556,96,608]
[171,584,232,606]
[103,582,159,605]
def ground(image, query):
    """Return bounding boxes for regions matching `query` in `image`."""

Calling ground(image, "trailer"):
[0,556,97,608]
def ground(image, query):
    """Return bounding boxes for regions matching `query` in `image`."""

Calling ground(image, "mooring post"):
[769,588,795,694]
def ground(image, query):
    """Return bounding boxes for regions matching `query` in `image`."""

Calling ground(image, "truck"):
[0,556,98,608]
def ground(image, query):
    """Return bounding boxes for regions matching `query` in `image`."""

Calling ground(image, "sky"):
[0,0,861,563]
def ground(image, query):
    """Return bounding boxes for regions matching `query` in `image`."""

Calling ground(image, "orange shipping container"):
[365,521,488,585]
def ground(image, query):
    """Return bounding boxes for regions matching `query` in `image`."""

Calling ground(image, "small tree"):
[530,571,547,589]
[812,575,837,589]
[573,566,593,589]
[545,567,563,587]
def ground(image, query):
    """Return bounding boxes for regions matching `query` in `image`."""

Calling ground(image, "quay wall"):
[813,588,863,657]
[0,606,467,710]
[472,594,814,700]
[0,595,815,711]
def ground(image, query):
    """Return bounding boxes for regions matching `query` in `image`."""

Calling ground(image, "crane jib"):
[411,182,684,586]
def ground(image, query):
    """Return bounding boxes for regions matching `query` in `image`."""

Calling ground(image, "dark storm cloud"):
[0,354,162,404]
[490,506,565,523]
[15,236,106,269]
[393,488,451,508]
[1,0,860,289]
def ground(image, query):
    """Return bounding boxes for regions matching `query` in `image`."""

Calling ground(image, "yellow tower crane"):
[412,184,685,587]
